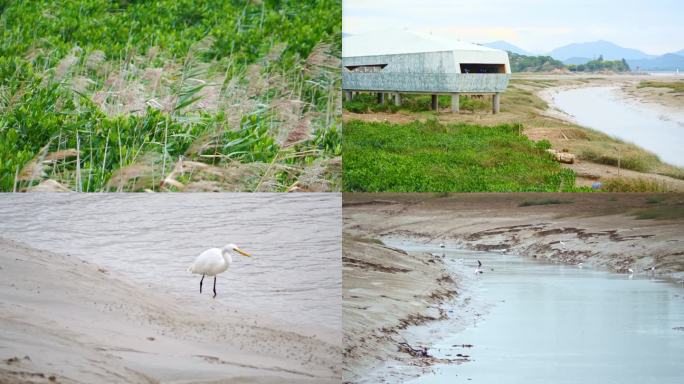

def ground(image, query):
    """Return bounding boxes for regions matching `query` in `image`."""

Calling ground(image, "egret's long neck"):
[221,249,233,265]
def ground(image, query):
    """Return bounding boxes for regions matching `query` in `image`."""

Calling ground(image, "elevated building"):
[342,30,511,113]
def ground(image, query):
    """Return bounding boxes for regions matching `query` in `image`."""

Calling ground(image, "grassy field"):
[343,119,578,192]
[0,0,341,192]
[343,93,490,114]
[637,80,684,93]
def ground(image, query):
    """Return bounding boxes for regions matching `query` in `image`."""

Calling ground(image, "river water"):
[0,193,341,341]
[548,86,684,168]
[393,243,684,384]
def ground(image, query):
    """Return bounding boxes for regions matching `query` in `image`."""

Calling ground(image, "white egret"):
[187,244,251,298]
[577,262,583,269]
[628,268,634,274]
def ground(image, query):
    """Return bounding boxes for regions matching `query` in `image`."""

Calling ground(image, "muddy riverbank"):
[342,192,684,382]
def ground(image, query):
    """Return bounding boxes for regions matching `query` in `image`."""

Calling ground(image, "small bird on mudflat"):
[474,260,483,274]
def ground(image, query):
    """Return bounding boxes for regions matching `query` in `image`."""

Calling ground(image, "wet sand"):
[0,238,341,383]
[342,193,684,382]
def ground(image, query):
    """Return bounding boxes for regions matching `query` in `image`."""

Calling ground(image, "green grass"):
[646,195,666,204]
[637,81,684,93]
[602,178,671,192]
[632,206,684,220]
[519,199,574,207]
[343,119,578,192]
[0,0,341,192]
[343,93,490,114]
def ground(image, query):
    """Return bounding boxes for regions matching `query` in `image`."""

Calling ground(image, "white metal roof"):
[343,30,501,58]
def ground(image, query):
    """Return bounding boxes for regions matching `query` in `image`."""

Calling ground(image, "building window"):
[460,63,505,74]
[344,64,387,73]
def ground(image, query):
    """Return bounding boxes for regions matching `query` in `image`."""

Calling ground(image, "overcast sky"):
[343,0,683,55]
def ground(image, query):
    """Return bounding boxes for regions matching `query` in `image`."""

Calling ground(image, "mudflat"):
[342,193,684,381]
[0,238,341,384]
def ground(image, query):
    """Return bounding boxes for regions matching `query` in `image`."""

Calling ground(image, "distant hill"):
[627,53,684,71]
[550,40,654,61]
[508,52,565,72]
[482,41,532,56]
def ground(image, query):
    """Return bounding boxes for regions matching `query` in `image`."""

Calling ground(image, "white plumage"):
[188,243,251,298]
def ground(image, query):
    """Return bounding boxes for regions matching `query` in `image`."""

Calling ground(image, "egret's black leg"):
[200,275,205,293]
[213,276,217,298]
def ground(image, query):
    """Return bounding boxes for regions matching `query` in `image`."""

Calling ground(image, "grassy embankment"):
[0,0,341,192]
[343,119,577,192]
[637,80,684,93]
[343,77,684,192]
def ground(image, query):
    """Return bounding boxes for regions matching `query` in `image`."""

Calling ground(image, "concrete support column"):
[394,92,401,107]
[345,91,352,101]
[451,94,460,113]
[377,92,385,104]
[492,93,501,114]
[431,94,438,111]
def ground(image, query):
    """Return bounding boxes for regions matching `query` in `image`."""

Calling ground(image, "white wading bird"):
[187,244,251,298]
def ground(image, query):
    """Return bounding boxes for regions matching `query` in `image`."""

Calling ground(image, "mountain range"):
[482,40,684,71]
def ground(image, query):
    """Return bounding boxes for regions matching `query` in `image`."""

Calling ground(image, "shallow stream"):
[390,242,684,384]
[548,86,684,168]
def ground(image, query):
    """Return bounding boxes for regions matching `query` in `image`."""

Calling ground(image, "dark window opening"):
[344,64,387,73]
[460,63,505,74]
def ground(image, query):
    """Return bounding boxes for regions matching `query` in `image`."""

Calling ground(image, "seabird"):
[474,260,483,274]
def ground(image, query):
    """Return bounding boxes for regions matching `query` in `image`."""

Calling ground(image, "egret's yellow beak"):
[235,247,251,257]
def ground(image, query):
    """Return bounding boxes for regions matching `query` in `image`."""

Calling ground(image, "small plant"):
[519,199,574,207]
[646,195,666,204]
[632,206,684,220]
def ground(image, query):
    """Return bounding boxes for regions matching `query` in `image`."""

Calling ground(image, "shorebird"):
[440,243,446,248]
[187,244,251,298]
[474,260,483,274]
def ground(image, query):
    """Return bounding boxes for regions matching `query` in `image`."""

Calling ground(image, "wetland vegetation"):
[343,119,577,192]
[0,0,341,192]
